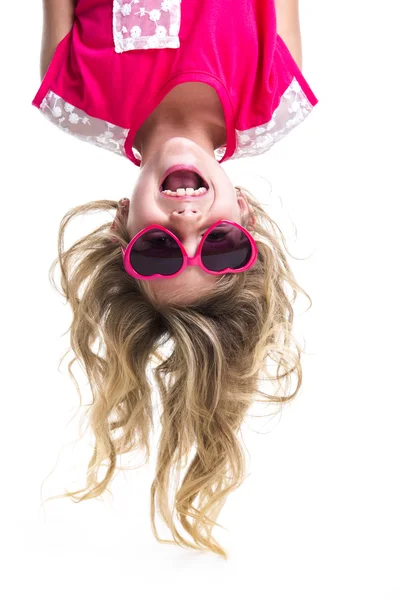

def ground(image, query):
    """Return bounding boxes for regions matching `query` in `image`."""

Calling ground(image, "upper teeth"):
[162,187,207,196]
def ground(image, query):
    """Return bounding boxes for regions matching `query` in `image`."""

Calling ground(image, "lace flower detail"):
[156,25,166,38]
[161,0,173,10]
[52,106,62,118]
[68,112,80,124]
[97,131,115,143]
[130,25,141,37]
[146,35,160,48]
[120,3,132,16]
[149,9,161,22]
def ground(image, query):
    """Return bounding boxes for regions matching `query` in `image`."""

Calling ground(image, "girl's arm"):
[275,0,303,71]
[40,0,76,80]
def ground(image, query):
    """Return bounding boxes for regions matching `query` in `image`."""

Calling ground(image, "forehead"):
[146,267,219,303]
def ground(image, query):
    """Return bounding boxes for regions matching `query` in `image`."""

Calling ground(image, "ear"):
[236,191,256,230]
[110,198,130,242]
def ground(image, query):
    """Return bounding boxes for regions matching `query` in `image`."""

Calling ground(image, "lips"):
[159,164,209,192]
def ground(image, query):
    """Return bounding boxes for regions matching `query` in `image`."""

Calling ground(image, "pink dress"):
[32,0,319,167]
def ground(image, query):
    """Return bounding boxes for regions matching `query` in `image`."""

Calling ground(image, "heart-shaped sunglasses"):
[120,220,258,279]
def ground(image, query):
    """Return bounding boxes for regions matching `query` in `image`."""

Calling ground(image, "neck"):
[135,120,224,166]
[133,85,227,166]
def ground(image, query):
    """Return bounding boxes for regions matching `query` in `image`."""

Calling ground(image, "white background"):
[1,1,399,598]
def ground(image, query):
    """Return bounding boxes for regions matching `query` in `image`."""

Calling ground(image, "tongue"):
[163,170,200,191]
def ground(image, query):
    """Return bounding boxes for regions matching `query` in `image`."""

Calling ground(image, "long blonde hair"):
[43,185,311,560]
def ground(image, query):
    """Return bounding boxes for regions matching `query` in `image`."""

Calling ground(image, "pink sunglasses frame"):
[120,219,258,280]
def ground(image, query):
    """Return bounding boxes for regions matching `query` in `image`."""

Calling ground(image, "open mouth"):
[160,168,209,197]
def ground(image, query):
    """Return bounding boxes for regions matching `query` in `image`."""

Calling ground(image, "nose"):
[172,207,201,219]
[170,208,203,257]
[170,207,203,231]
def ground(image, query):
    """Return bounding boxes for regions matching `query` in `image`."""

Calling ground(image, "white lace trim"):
[113,0,182,52]
[229,78,314,160]
[39,91,129,156]
[39,77,313,163]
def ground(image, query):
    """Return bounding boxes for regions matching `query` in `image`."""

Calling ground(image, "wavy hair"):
[43,185,311,559]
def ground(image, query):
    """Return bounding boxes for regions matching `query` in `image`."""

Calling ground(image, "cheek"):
[127,201,155,236]
[224,198,241,220]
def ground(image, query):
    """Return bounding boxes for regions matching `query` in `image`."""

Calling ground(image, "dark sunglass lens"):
[129,228,183,276]
[201,224,252,272]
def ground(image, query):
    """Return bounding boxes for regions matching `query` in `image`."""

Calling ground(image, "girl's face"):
[122,137,254,304]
